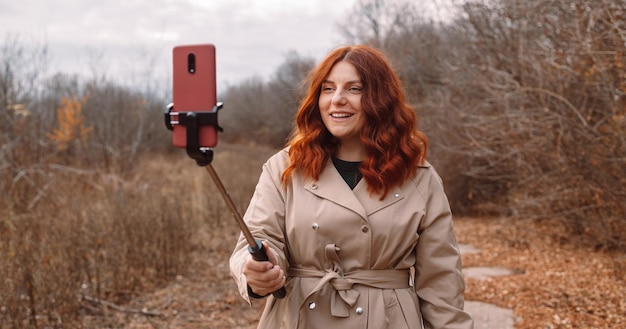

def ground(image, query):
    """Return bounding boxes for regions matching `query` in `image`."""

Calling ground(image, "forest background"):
[1,0,624,328]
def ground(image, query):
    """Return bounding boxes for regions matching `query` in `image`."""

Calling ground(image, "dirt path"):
[465,301,516,329]
[455,217,625,329]
[460,243,519,328]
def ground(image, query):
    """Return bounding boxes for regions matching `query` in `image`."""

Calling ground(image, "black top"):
[332,157,363,190]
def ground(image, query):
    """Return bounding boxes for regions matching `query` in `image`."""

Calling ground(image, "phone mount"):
[164,102,224,166]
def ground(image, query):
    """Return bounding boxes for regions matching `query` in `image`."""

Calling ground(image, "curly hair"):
[281,45,428,199]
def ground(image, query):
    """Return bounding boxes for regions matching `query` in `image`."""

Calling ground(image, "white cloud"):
[0,0,357,89]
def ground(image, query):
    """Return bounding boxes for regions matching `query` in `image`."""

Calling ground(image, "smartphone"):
[172,44,217,148]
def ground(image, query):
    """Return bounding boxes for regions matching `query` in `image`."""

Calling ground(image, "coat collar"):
[303,162,405,220]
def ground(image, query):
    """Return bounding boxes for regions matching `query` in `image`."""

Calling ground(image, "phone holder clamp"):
[164,102,224,166]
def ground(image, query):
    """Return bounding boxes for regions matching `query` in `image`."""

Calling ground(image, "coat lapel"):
[304,163,368,220]
[303,162,406,219]
[354,182,404,216]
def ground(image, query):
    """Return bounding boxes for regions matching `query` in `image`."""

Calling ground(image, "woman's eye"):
[348,86,362,93]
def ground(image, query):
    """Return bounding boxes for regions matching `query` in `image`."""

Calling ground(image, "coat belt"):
[287,244,411,319]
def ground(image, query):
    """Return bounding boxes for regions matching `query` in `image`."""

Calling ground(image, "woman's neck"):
[336,142,365,162]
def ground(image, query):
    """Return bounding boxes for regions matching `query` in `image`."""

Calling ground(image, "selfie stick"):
[165,103,287,299]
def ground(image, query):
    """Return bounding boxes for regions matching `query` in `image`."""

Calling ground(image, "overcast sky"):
[0,0,359,90]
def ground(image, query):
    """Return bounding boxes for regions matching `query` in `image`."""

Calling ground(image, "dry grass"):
[2,144,625,328]
[0,143,276,328]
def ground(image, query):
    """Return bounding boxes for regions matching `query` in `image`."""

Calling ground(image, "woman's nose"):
[331,89,346,105]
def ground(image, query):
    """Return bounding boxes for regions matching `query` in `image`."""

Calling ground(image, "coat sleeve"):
[414,167,474,329]
[229,151,290,302]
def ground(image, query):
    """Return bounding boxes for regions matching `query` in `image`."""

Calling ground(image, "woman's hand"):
[242,241,286,297]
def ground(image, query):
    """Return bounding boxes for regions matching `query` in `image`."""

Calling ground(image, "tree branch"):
[79,294,172,317]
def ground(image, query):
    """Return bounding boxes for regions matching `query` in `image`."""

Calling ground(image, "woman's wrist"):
[247,284,268,299]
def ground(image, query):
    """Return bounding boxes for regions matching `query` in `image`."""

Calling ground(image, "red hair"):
[282,45,428,198]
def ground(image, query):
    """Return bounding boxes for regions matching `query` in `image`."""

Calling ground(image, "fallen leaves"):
[455,217,626,329]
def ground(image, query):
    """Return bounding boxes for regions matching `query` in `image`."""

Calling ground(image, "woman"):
[229,45,473,329]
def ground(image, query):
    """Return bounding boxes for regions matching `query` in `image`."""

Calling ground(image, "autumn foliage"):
[47,94,92,151]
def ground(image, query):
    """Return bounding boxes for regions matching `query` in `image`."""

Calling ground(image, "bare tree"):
[219,51,313,147]
[338,0,424,48]
[334,0,625,246]
[266,51,315,145]
[433,0,626,246]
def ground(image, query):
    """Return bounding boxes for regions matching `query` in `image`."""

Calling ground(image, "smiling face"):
[318,61,366,159]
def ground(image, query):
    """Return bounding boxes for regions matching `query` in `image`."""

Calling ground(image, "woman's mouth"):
[331,112,353,118]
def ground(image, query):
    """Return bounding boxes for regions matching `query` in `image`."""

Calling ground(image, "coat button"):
[356,307,364,315]
[312,223,320,230]
[309,302,316,310]
[361,226,369,233]
[311,184,318,190]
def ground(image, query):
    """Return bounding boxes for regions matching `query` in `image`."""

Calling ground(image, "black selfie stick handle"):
[248,240,287,299]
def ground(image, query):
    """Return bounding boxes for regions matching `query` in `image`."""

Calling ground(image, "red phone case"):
[172,44,217,148]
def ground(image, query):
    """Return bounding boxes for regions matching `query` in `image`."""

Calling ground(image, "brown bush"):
[339,0,626,248]
[1,154,194,327]
[434,0,626,248]
[1,40,212,326]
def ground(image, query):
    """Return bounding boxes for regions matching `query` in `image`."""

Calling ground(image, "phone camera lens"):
[187,53,196,74]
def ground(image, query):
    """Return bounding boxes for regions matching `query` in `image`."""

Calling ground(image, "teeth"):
[331,113,352,118]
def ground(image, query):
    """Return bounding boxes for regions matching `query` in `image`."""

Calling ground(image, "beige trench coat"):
[230,149,473,329]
